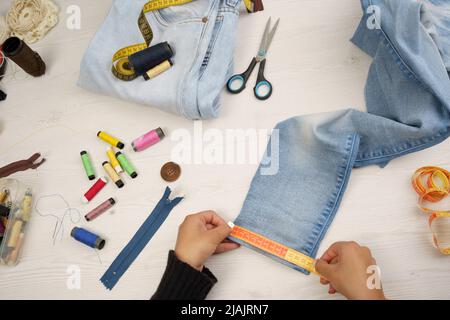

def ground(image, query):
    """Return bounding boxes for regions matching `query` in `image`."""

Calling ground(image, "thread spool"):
[116,152,137,179]
[7,233,24,265]
[128,42,173,77]
[132,127,165,152]
[85,198,115,221]
[0,204,10,217]
[102,162,124,188]
[143,59,173,81]
[107,147,123,173]
[7,220,23,248]
[2,37,46,77]
[71,227,105,250]
[21,189,32,222]
[80,151,96,180]
[97,131,125,149]
[82,177,108,203]
[0,189,9,204]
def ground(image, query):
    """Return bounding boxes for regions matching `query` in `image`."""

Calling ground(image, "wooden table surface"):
[0,0,449,300]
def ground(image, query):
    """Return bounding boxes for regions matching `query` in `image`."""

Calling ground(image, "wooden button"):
[161,162,181,182]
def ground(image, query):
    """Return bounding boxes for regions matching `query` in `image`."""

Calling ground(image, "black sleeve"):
[151,250,218,300]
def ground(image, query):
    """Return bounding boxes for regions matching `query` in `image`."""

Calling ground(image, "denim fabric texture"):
[230,0,450,274]
[78,0,240,120]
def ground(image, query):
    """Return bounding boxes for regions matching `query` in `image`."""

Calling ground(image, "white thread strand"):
[34,194,81,245]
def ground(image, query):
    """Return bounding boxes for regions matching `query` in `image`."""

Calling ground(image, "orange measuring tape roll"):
[412,166,450,255]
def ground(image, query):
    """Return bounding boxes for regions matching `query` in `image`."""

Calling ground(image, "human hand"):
[315,241,386,300]
[175,211,240,271]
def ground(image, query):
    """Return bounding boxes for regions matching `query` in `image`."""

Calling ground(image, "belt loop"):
[226,0,240,9]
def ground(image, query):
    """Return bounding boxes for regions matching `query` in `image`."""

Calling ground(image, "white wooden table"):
[0,0,449,300]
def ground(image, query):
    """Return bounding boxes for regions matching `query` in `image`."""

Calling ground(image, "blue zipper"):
[100,187,183,290]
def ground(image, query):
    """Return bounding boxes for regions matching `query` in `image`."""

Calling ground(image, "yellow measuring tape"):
[412,166,450,255]
[229,222,318,274]
[112,0,261,81]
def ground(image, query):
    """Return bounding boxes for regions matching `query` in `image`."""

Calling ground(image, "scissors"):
[227,17,280,100]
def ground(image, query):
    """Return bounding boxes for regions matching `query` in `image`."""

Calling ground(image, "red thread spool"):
[82,177,108,203]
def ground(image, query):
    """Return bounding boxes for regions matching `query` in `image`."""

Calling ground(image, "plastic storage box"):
[0,178,33,266]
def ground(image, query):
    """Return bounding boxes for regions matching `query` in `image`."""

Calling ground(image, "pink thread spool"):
[85,198,115,221]
[132,128,165,152]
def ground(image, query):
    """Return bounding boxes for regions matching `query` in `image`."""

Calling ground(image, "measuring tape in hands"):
[412,166,450,255]
[228,222,318,275]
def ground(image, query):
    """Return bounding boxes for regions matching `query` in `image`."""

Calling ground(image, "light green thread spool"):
[116,152,138,179]
[80,151,95,180]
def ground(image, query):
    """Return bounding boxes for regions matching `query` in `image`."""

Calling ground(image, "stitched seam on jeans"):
[367,0,428,90]
[199,15,224,80]
[177,0,220,118]
[305,133,360,257]
[355,127,449,163]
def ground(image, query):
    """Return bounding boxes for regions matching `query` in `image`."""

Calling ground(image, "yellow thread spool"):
[7,220,23,248]
[97,131,125,149]
[102,162,124,188]
[21,190,32,222]
[7,233,24,265]
[107,147,123,173]
[143,60,173,81]
[0,189,9,204]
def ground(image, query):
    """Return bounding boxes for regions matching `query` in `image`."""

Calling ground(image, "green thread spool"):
[80,151,96,180]
[116,152,138,179]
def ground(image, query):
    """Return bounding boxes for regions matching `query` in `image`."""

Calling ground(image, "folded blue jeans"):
[230,0,450,274]
[78,0,240,120]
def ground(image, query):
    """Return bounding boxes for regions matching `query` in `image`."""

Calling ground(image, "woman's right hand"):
[315,241,386,300]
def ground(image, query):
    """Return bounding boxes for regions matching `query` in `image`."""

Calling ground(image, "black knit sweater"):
[151,251,217,300]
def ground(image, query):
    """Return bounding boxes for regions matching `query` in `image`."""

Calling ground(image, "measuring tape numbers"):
[228,222,318,274]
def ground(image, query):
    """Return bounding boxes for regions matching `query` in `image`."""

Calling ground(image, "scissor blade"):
[264,18,280,55]
[257,17,272,58]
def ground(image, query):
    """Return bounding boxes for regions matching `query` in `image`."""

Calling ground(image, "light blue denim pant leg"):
[78,0,240,120]
[230,0,450,274]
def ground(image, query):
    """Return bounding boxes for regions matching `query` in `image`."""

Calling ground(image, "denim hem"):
[304,133,361,261]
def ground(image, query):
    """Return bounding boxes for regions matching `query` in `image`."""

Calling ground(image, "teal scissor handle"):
[227,57,258,94]
[253,59,272,100]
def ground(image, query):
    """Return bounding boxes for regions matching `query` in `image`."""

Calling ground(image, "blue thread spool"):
[128,42,173,77]
[71,227,105,250]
